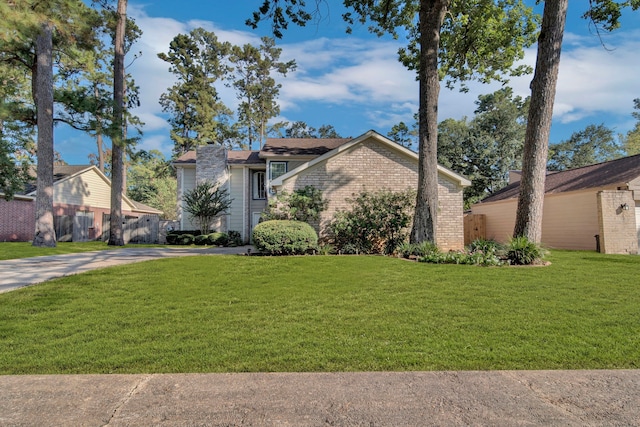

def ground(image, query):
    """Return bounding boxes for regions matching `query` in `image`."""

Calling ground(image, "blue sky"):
[57,1,640,164]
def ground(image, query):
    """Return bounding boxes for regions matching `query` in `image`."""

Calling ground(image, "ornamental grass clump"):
[506,236,546,265]
[252,220,318,255]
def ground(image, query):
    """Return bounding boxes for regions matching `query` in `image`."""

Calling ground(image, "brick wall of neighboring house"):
[278,139,466,251]
[0,197,35,241]
[597,190,638,254]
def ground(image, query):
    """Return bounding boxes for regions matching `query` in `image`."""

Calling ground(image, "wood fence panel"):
[54,215,73,242]
[102,214,159,244]
[464,214,486,245]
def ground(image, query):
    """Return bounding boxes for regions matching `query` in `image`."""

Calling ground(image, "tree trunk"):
[108,0,127,246]
[410,0,447,244]
[32,22,56,248]
[94,85,105,173]
[513,0,568,242]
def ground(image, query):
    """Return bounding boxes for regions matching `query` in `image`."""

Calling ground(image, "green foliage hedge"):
[207,232,228,246]
[402,237,544,266]
[252,220,318,255]
[262,185,327,223]
[174,234,194,245]
[329,189,415,254]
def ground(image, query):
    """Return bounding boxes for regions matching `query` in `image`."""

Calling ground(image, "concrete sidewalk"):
[1,370,639,426]
[0,246,252,293]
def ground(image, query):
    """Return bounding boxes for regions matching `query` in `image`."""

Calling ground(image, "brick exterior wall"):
[597,190,638,254]
[0,198,150,243]
[277,139,466,251]
[0,198,35,242]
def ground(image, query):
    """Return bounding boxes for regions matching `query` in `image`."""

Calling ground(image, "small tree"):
[182,182,232,235]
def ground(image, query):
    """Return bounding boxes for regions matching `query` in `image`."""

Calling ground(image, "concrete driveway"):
[0,245,252,293]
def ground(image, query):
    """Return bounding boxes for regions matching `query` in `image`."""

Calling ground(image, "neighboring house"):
[173,130,471,251]
[470,154,640,254]
[0,165,162,243]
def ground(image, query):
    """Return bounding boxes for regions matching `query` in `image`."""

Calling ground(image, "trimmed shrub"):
[166,230,203,245]
[329,189,415,255]
[227,230,242,246]
[206,232,228,246]
[175,234,194,245]
[506,236,546,265]
[194,235,208,245]
[166,233,179,245]
[252,220,318,255]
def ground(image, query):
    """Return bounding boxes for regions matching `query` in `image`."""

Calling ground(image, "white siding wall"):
[54,170,111,208]
[181,168,198,230]
[228,167,245,238]
[635,201,640,249]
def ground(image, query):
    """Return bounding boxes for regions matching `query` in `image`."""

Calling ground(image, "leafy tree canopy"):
[230,36,296,149]
[548,124,624,171]
[127,149,177,219]
[271,121,343,139]
[158,28,233,156]
[623,98,640,155]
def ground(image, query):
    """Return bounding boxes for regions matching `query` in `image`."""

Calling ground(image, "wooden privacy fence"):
[464,214,486,245]
[101,214,160,244]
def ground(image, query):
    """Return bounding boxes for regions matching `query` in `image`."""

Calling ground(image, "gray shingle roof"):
[480,154,640,203]
[260,138,351,157]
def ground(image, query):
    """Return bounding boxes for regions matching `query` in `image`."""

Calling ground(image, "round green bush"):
[165,233,179,245]
[176,234,194,245]
[194,235,208,245]
[206,232,229,246]
[252,220,318,255]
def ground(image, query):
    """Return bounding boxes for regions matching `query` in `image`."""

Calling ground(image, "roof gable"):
[26,165,160,214]
[271,130,471,187]
[480,154,640,203]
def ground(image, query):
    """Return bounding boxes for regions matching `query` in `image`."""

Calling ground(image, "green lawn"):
[0,251,638,374]
[0,241,161,260]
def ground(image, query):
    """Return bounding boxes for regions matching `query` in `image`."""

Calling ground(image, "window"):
[269,162,287,181]
[253,171,266,200]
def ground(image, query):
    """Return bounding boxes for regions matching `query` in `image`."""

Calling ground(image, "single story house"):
[173,130,471,251]
[0,165,162,243]
[470,154,640,254]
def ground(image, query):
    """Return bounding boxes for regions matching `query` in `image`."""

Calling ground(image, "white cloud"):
[125,4,640,149]
[553,31,640,123]
[136,134,174,158]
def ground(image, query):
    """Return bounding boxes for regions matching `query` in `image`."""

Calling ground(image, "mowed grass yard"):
[0,241,162,261]
[0,250,638,374]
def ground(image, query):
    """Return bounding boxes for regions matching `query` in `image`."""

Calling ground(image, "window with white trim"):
[269,161,287,181]
[253,171,266,200]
